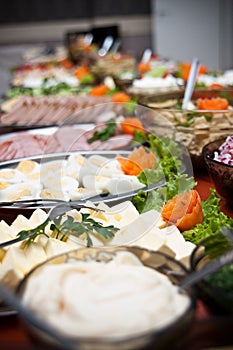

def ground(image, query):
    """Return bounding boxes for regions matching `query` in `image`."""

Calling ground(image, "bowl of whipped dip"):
[16,246,196,350]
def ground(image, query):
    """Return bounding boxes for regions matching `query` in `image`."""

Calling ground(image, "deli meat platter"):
[0,123,134,162]
[0,95,124,128]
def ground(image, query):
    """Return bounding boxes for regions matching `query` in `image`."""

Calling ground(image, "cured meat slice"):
[0,133,47,161]
[0,124,133,161]
[0,95,116,126]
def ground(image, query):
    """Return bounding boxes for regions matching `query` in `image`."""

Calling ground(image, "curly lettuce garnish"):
[132,173,196,213]
[132,134,233,245]
[182,189,233,245]
[132,132,195,213]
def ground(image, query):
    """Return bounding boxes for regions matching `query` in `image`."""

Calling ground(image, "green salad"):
[131,134,233,245]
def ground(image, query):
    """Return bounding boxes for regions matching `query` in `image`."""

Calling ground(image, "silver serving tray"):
[0,150,167,223]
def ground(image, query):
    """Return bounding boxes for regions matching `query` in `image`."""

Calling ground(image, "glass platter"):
[0,150,169,213]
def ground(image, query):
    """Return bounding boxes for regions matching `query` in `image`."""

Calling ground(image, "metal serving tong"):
[181,229,233,288]
[180,248,233,289]
[0,198,66,208]
[0,202,102,249]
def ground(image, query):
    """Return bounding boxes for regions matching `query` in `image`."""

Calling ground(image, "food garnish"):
[87,116,143,143]
[6,80,87,97]
[120,117,144,135]
[161,189,204,231]
[132,173,196,214]
[18,212,119,248]
[179,62,207,81]
[111,91,131,103]
[136,134,182,188]
[132,134,193,212]
[182,189,233,244]
[129,133,233,244]
[197,97,229,110]
[209,83,224,89]
[87,118,117,143]
[89,84,110,96]
[59,58,74,69]
[74,65,90,80]
[137,61,151,73]
[117,146,156,176]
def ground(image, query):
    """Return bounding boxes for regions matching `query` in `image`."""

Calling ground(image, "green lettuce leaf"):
[183,189,233,245]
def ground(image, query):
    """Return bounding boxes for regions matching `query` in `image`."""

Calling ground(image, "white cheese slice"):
[176,241,196,268]
[98,200,140,228]
[10,215,31,234]
[132,228,175,258]
[107,209,162,246]
[24,242,47,269]
[45,238,80,259]
[0,220,14,243]
[0,246,29,289]
[27,208,48,228]
[79,200,140,229]
[162,225,196,268]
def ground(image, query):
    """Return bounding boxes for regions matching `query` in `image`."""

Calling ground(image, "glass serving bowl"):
[202,137,233,206]
[190,231,233,314]
[16,246,196,350]
[139,88,233,167]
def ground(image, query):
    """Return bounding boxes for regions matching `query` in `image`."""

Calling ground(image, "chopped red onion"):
[213,136,233,165]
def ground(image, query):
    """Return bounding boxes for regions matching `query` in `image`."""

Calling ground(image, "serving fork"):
[0,202,102,249]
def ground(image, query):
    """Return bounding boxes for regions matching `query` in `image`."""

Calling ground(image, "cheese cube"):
[162,225,195,267]
[0,246,29,289]
[24,242,47,269]
[0,220,14,243]
[27,208,48,228]
[132,228,176,258]
[11,215,31,234]
[45,238,79,259]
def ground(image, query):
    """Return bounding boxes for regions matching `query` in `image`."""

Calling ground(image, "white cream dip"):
[22,251,190,338]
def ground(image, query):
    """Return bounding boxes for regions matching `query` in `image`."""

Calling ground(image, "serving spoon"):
[182,57,200,110]
[179,228,233,289]
[98,36,114,56]
[140,48,152,64]
[179,248,233,289]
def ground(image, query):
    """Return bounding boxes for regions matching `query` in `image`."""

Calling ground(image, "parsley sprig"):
[87,118,117,143]
[51,213,119,247]
[18,212,119,248]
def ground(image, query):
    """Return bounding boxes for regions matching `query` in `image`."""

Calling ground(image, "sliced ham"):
[88,134,133,151]
[0,133,47,160]
[0,124,133,161]
[48,126,92,153]
[0,95,116,126]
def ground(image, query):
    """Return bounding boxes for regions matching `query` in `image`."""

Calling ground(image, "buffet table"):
[0,171,233,349]
[1,37,233,349]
